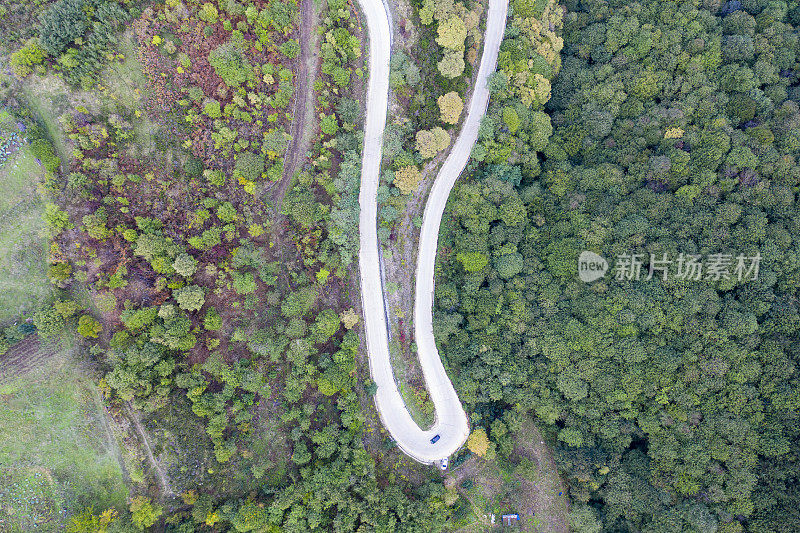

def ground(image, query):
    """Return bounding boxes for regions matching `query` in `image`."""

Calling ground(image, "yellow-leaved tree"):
[415,127,451,158]
[467,428,490,457]
[395,166,422,194]
[438,92,464,125]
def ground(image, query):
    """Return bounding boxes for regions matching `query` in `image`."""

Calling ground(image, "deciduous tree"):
[174,285,205,312]
[467,428,490,456]
[209,41,251,87]
[438,92,464,125]
[394,165,422,194]
[438,50,465,79]
[415,127,451,158]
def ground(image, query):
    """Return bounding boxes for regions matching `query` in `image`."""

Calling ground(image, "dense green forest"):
[435,0,800,530]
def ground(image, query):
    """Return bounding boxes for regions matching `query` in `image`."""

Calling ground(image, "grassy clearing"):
[19,80,72,167]
[0,349,128,531]
[510,420,569,533]
[0,467,63,532]
[0,146,39,212]
[0,140,51,325]
[445,417,569,532]
[103,30,149,111]
[457,459,517,526]
[141,395,291,498]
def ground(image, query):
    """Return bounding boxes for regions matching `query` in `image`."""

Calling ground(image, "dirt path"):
[275,0,321,207]
[125,402,174,499]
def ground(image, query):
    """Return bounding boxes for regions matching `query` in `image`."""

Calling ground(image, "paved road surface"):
[357,0,508,463]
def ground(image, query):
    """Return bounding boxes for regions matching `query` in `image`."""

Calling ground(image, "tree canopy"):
[435,0,800,529]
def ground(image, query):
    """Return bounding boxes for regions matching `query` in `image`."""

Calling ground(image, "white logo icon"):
[578,251,608,282]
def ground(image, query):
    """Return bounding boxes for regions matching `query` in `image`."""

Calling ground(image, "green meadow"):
[0,346,128,531]
[0,114,51,325]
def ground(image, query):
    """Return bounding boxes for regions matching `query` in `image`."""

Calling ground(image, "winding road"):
[357,0,508,463]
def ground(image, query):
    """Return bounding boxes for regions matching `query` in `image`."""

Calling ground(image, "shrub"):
[281,286,318,318]
[341,308,359,329]
[67,172,89,191]
[130,497,163,530]
[529,111,552,151]
[33,307,65,340]
[204,99,222,118]
[77,315,103,338]
[332,66,350,87]
[30,139,61,173]
[336,97,360,124]
[174,285,205,311]
[494,252,524,279]
[10,39,46,77]
[156,315,197,350]
[279,39,300,58]
[82,208,111,241]
[232,271,256,295]
[43,203,71,236]
[49,262,73,283]
[162,40,177,55]
[320,115,339,136]
[502,106,520,133]
[204,308,223,330]
[456,251,489,272]
[262,128,290,157]
[188,86,205,102]
[311,309,340,344]
[204,169,226,186]
[222,0,246,15]
[234,151,265,181]
[209,41,251,87]
[512,0,549,17]
[216,201,237,223]
[467,428,490,457]
[185,156,204,177]
[121,307,158,330]
[66,507,117,533]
